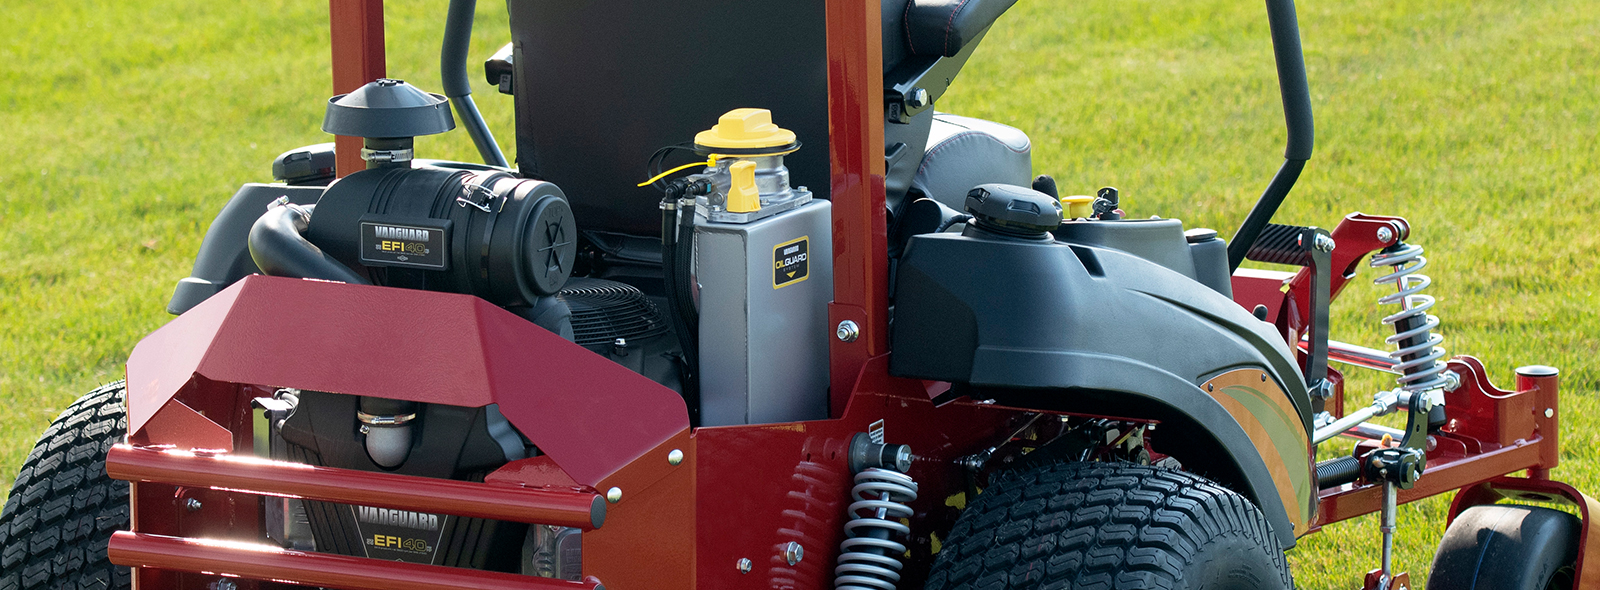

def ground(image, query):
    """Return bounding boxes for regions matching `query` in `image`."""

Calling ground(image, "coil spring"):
[834,468,919,590]
[1370,242,1449,393]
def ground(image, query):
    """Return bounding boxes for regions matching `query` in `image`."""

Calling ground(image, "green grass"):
[2,0,1596,588]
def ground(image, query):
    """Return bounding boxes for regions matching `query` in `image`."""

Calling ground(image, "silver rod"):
[1380,482,1397,578]
[1340,422,1406,442]
[1314,406,1379,444]
[1299,339,1401,374]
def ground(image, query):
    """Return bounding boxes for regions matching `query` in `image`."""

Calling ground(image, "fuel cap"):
[964,184,1063,237]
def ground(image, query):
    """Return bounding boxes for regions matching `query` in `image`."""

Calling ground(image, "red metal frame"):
[104,1,1593,589]
[329,0,385,177]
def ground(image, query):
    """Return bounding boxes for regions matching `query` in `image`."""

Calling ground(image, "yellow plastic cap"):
[1060,195,1095,219]
[726,161,761,213]
[694,108,797,151]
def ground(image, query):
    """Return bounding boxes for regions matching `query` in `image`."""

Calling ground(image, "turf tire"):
[0,382,131,590]
[1426,504,1578,590]
[926,461,1292,590]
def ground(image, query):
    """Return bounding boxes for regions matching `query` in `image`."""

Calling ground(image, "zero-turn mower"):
[2,0,1593,589]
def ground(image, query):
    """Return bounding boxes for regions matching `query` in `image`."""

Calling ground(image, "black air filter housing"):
[304,167,576,307]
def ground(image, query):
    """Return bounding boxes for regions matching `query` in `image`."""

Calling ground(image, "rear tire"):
[1426,504,1578,590]
[926,462,1292,590]
[0,382,131,590]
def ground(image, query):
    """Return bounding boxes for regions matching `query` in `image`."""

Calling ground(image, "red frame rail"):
[110,531,602,590]
[106,445,606,529]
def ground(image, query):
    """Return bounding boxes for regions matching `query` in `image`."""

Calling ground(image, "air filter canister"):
[304,167,576,306]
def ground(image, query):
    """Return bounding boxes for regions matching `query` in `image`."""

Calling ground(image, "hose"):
[247,203,370,285]
[660,183,700,424]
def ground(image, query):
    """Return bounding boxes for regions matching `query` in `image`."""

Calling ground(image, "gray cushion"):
[911,113,1032,213]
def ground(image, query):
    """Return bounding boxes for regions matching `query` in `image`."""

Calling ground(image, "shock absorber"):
[1370,241,1450,427]
[835,435,918,590]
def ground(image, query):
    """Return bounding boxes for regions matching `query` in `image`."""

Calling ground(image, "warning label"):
[773,236,809,289]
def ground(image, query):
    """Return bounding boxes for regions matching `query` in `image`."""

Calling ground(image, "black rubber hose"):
[441,0,509,168]
[1227,0,1315,272]
[660,190,700,423]
[247,204,370,284]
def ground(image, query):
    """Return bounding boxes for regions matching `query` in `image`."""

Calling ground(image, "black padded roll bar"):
[1227,0,1315,272]
[443,0,510,168]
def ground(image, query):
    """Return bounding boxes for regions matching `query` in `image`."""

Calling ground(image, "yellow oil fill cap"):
[1060,195,1095,219]
[695,108,799,153]
[726,161,761,213]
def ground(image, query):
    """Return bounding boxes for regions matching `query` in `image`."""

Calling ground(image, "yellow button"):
[726,161,761,213]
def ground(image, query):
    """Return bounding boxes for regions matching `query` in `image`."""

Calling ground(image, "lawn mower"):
[1,0,1592,589]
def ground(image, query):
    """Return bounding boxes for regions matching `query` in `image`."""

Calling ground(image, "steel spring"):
[1370,243,1449,393]
[834,468,919,590]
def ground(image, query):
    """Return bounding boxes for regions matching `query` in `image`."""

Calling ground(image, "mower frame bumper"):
[105,444,606,530]
[109,531,603,590]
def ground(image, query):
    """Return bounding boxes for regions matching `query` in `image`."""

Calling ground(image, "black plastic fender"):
[892,231,1314,548]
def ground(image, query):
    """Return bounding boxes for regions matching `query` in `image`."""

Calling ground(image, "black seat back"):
[508,0,830,237]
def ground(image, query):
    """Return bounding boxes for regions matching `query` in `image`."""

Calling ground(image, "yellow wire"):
[635,148,799,188]
[637,158,717,187]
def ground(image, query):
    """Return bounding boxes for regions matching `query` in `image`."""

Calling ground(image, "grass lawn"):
[2,0,1595,588]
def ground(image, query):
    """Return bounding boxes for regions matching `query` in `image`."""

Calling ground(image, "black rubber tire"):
[0,382,131,590]
[1426,504,1579,590]
[927,462,1292,590]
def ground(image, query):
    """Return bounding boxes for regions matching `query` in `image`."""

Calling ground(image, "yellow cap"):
[1061,195,1095,219]
[694,108,797,151]
[726,161,761,213]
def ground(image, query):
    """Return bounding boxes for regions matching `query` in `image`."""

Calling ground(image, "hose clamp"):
[356,411,417,426]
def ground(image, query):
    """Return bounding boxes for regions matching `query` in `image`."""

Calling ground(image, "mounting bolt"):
[736,558,753,574]
[668,449,684,466]
[783,542,804,565]
[1545,408,1555,418]
[606,487,622,504]
[836,320,860,343]
[209,580,238,590]
[1376,226,1394,243]
[185,498,203,512]
[1313,234,1336,253]
[906,87,931,109]
[1206,383,1214,392]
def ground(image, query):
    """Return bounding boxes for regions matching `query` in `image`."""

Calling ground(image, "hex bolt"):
[783,542,804,566]
[185,498,203,512]
[906,87,931,109]
[736,558,753,574]
[1314,234,1336,253]
[836,320,860,343]
[1545,408,1555,418]
[1376,226,1393,243]
[668,449,684,466]
[606,487,623,504]
[209,580,238,590]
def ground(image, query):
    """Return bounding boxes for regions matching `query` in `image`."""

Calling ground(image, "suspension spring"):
[1370,242,1449,394]
[833,468,919,590]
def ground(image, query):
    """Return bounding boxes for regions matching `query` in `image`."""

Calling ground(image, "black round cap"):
[964,184,1063,235]
[323,79,455,139]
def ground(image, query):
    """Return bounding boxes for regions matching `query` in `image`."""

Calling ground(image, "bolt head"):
[668,449,684,466]
[185,498,203,512]
[606,487,622,504]
[1376,226,1394,243]
[836,320,860,343]
[1545,408,1555,418]
[906,87,931,109]
[736,558,753,574]
[1314,234,1336,253]
[783,541,804,565]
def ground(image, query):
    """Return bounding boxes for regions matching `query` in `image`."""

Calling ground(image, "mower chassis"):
[98,1,1599,589]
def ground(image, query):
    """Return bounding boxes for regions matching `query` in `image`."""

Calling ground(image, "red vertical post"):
[329,0,387,177]
[824,0,889,416]
[1518,365,1561,479]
